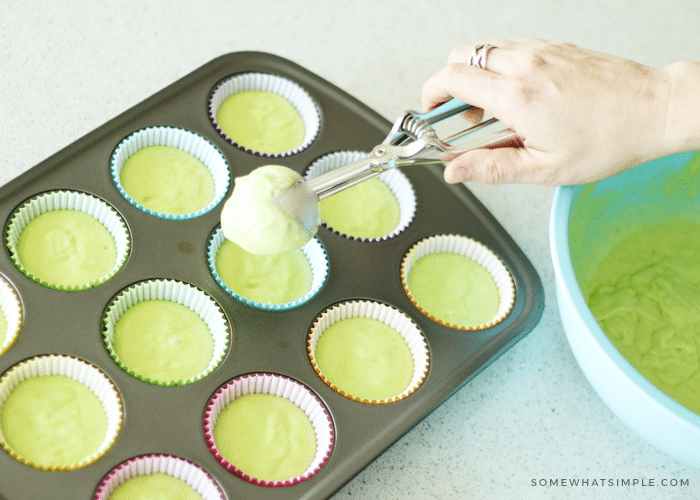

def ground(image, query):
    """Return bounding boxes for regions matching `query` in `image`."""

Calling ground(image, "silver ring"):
[467,43,495,70]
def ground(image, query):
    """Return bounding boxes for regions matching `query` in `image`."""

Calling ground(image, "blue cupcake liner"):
[207,227,328,311]
[111,126,230,220]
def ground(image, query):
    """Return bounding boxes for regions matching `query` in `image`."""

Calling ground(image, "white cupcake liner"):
[208,72,321,157]
[102,279,230,386]
[94,454,225,500]
[203,372,334,487]
[5,191,130,291]
[0,274,22,357]
[0,354,123,471]
[308,300,430,404]
[401,234,515,331]
[111,126,230,220]
[207,227,328,311]
[305,150,417,242]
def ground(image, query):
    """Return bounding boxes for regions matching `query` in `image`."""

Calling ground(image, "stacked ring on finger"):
[467,43,496,70]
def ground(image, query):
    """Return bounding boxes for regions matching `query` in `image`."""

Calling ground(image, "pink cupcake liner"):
[94,454,225,500]
[203,372,334,487]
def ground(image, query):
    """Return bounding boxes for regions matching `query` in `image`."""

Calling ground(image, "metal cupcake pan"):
[0,52,544,500]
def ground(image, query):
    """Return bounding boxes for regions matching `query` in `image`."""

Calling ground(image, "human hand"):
[421,38,679,186]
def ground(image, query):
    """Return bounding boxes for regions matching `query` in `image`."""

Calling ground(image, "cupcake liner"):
[111,126,230,220]
[0,354,123,471]
[401,234,515,331]
[102,279,230,386]
[304,151,417,242]
[308,300,430,404]
[0,275,22,357]
[5,190,130,291]
[94,454,225,500]
[209,72,321,158]
[207,227,328,311]
[204,372,334,487]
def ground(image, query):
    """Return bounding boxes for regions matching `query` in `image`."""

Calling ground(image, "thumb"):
[443,147,543,185]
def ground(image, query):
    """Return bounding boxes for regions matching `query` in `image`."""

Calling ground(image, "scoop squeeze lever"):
[274,99,515,234]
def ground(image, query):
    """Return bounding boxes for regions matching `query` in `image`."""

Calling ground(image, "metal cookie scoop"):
[275,99,516,235]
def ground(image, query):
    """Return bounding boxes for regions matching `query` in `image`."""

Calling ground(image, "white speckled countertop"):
[2,2,700,499]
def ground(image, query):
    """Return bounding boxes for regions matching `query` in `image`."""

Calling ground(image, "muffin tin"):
[0,52,544,500]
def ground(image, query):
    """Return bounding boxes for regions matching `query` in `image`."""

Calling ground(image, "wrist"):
[661,61,700,155]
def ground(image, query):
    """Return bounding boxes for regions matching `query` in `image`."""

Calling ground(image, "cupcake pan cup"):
[0,275,22,357]
[207,227,329,311]
[5,190,130,291]
[0,52,543,500]
[102,279,230,386]
[203,373,334,487]
[209,72,321,158]
[401,234,516,331]
[305,150,417,242]
[0,354,123,472]
[110,126,230,220]
[94,454,226,500]
[308,300,429,404]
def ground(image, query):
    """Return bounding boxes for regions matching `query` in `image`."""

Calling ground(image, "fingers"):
[446,38,552,73]
[422,38,651,186]
[421,38,574,119]
[461,106,484,125]
[447,39,517,67]
[442,148,553,185]
[421,39,534,113]
[421,63,505,114]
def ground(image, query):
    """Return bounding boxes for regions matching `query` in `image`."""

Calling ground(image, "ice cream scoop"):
[222,99,515,254]
[220,165,317,255]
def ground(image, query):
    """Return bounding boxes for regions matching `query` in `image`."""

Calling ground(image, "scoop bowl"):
[273,180,321,237]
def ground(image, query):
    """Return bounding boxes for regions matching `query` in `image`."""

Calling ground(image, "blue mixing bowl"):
[550,151,700,467]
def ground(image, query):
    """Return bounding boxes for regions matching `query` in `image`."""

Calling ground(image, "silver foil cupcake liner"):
[111,126,230,220]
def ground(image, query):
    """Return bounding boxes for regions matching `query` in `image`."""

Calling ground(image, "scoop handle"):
[420,99,516,151]
[419,98,475,124]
